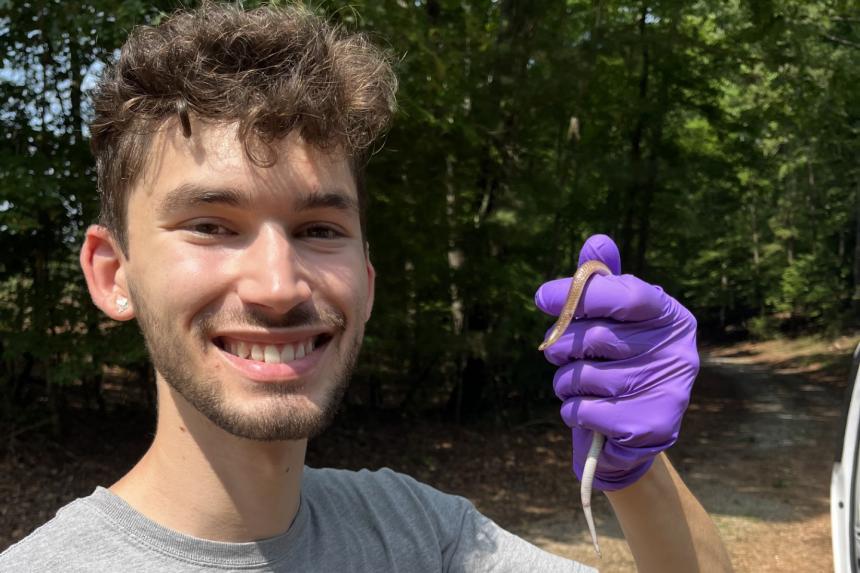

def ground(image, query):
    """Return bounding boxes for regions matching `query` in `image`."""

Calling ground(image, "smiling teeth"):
[225,339,317,364]
[264,345,279,364]
[281,344,295,362]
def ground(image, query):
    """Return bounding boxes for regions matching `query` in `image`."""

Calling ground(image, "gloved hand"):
[534,234,699,491]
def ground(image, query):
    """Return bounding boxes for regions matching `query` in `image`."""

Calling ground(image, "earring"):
[116,296,129,313]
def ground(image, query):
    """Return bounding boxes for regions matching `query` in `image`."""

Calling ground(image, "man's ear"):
[80,225,134,321]
[364,242,375,323]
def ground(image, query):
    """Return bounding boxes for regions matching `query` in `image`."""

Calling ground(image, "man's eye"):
[301,225,343,240]
[190,222,233,236]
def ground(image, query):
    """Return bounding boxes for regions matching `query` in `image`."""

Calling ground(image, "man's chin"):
[148,324,361,442]
[182,382,346,442]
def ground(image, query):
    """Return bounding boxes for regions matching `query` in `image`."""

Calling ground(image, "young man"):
[1,3,732,572]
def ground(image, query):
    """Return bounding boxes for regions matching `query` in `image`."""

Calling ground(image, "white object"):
[831,342,860,572]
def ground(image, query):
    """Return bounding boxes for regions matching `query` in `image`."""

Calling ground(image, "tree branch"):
[820,32,860,49]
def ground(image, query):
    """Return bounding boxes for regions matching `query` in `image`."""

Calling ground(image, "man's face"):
[119,123,374,441]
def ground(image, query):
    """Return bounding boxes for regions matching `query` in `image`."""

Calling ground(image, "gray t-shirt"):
[0,466,595,572]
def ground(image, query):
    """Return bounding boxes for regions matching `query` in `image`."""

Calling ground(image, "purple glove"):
[534,234,698,491]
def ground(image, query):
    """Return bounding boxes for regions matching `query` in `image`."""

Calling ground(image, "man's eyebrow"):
[157,184,249,217]
[156,183,359,216]
[293,189,360,214]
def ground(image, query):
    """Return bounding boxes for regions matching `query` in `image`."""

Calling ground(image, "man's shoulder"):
[305,466,465,504]
[301,467,593,573]
[0,493,105,571]
[303,466,473,526]
[305,465,420,488]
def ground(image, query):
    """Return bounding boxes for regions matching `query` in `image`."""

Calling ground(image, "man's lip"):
[214,337,329,382]
[211,328,334,346]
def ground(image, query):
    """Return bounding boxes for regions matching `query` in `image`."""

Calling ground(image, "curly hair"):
[89,1,397,252]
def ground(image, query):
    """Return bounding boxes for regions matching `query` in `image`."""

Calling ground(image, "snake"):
[538,259,612,558]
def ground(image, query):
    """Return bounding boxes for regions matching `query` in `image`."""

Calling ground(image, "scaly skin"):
[539,260,612,557]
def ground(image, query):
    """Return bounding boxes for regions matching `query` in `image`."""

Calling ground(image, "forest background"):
[1,0,858,437]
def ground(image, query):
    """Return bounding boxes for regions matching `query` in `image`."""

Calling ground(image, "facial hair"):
[128,284,362,441]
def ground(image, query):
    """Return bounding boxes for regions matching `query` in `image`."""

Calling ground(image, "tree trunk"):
[853,181,860,312]
[621,3,650,272]
[446,0,530,423]
[634,2,678,274]
[68,36,83,142]
[444,152,467,422]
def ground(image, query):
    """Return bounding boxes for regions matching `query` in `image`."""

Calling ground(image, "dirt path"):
[507,342,852,572]
[671,353,840,572]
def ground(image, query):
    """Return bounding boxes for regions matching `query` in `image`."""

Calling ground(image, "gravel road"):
[514,351,846,572]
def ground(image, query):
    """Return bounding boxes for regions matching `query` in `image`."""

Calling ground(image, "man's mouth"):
[214,334,333,365]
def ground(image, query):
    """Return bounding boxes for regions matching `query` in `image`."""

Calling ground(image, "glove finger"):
[552,360,630,400]
[577,234,622,274]
[542,318,650,365]
[561,394,686,444]
[535,274,666,322]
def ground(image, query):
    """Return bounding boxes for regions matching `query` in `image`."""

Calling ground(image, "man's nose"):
[235,224,311,314]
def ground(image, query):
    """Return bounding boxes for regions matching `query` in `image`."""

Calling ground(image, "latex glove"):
[534,234,698,491]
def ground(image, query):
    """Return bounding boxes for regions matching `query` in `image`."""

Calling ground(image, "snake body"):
[539,260,612,557]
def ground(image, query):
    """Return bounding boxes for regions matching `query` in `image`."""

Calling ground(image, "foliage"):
[1,0,858,426]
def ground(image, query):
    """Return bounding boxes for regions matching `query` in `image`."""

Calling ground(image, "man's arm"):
[604,453,733,573]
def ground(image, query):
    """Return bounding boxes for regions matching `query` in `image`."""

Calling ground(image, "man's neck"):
[109,381,307,542]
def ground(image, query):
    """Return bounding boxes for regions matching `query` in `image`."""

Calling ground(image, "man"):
[0,3,732,572]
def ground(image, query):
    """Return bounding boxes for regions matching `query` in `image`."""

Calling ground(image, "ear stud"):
[116,296,129,313]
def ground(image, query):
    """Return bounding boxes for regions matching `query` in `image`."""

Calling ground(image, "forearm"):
[604,453,733,573]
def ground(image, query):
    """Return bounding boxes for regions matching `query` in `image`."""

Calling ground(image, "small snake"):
[538,260,612,557]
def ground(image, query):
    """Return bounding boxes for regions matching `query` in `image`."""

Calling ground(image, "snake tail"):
[581,432,605,557]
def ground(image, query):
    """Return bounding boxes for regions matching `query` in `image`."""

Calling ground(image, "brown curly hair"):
[89,1,397,253]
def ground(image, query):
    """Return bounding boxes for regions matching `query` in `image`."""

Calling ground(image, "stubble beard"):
[129,284,361,441]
